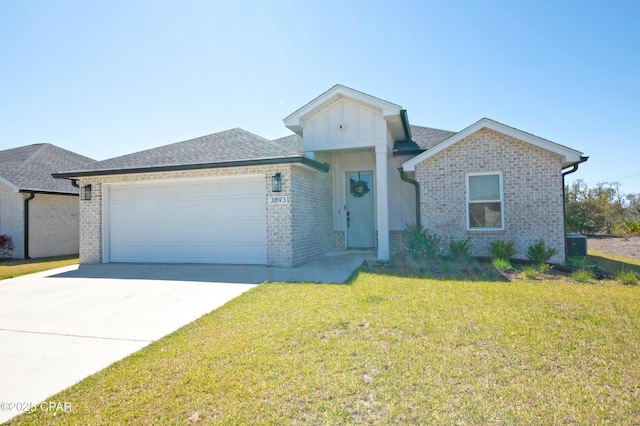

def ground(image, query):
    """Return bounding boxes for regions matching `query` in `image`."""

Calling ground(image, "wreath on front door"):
[350,175,370,198]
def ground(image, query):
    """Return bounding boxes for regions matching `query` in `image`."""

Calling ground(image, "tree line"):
[565,180,640,236]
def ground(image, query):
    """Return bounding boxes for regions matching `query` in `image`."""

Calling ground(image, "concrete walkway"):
[49,251,375,284]
[0,251,372,422]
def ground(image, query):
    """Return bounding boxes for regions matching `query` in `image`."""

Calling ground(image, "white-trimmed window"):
[467,172,504,230]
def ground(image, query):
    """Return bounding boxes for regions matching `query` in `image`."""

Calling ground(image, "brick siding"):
[0,184,80,259]
[28,194,79,258]
[414,128,565,263]
[79,163,333,267]
[0,183,25,259]
[291,159,333,265]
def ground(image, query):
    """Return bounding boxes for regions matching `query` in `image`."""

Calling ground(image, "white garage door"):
[106,176,267,264]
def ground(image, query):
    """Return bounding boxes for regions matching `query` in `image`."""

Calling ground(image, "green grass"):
[492,258,511,272]
[618,271,639,286]
[8,272,640,425]
[570,269,594,283]
[0,255,78,281]
[586,250,640,275]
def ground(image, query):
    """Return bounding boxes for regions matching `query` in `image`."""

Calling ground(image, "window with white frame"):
[467,173,503,230]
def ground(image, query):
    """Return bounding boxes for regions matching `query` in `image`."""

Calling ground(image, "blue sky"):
[1,0,639,194]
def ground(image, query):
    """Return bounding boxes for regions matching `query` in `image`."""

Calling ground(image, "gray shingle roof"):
[0,144,95,194]
[410,125,457,150]
[65,128,304,174]
[272,134,303,152]
[55,125,457,177]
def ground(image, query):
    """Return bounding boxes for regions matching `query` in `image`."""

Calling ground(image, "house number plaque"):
[268,195,288,204]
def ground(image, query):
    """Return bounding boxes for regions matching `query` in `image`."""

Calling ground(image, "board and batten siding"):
[303,98,386,151]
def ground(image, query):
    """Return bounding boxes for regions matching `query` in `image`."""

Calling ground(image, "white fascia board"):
[402,118,584,171]
[283,84,402,131]
[0,176,20,192]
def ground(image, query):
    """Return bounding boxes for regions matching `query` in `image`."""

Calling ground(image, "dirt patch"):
[587,236,640,260]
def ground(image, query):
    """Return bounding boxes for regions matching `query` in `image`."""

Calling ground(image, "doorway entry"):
[345,171,375,249]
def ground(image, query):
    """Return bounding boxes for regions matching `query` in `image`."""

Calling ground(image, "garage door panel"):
[108,177,267,264]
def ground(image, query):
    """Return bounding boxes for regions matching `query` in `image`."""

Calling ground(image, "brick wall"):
[291,160,333,265]
[333,231,345,251]
[414,128,565,263]
[0,183,24,259]
[78,164,332,267]
[389,230,404,256]
[28,194,79,258]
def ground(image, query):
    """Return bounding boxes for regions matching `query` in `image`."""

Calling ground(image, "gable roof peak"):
[283,84,403,135]
[402,117,585,171]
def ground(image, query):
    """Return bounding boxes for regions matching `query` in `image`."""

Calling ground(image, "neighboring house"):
[0,144,95,259]
[54,85,586,267]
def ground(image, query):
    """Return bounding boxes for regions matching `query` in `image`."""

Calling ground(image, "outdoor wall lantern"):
[80,184,92,200]
[272,173,282,192]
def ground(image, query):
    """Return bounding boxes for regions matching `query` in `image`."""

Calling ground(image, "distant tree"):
[565,180,638,235]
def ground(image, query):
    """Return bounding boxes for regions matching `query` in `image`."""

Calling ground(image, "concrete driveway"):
[0,252,372,422]
[0,265,257,423]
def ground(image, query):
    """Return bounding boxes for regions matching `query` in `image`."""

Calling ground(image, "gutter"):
[400,109,412,140]
[392,110,424,156]
[561,155,589,260]
[23,191,35,259]
[53,156,330,179]
[398,168,421,227]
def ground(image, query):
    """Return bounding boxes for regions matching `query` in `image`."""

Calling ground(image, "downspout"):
[561,156,589,259]
[23,191,36,259]
[398,168,421,228]
[71,179,80,188]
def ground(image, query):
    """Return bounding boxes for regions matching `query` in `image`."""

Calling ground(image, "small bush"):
[566,257,587,268]
[526,240,558,265]
[488,240,516,260]
[626,220,640,235]
[521,266,539,280]
[448,239,471,260]
[538,263,551,273]
[0,234,14,258]
[571,269,593,283]
[403,224,441,260]
[493,258,512,271]
[618,271,639,286]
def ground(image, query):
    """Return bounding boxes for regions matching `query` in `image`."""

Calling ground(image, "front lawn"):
[0,255,78,281]
[9,268,640,425]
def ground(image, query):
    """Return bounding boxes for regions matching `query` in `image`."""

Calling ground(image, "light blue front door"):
[346,171,375,248]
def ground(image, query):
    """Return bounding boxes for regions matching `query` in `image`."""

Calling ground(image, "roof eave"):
[0,176,20,192]
[18,189,79,196]
[53,156,330,179]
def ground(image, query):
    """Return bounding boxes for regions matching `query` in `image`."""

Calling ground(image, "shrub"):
[448,239,471,260]
[571,269,593,283]
[538,263,551,273]
[488,240,516,260]
[493,258,512,272]
[403,224,441,260]
[0,234,14,258]
[526,240,558,265]
[521,266,539,280]
[618,271,639,286]
[625,220,640,235]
